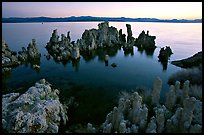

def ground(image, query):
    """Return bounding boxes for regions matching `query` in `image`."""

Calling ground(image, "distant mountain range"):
[2,16,202,23]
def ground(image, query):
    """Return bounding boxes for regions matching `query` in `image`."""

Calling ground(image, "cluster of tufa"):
[45,22,157,66]
[2,79,68,133]
[18,39,41,64]
[77,21,120,50]
[2,40,19,72]
[87,77,202,133]
[2,39,41,73]
[46,30,80,61]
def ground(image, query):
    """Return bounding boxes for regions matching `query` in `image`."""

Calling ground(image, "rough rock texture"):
[134,30,156,50]
[46,29,80,62]
[118,29,126,44]
[2,40,20,71]
[18,39,41,63]
[126,24,134,45]
[171,51,202,68]
[87,123,96,133]
[77,21,120,50]
[2,39,41,73]
[151,77,162,105]
[164,80,202,133]
[122,24,135,54]
[100,91,148,133]
[158,46,173,62]
[87,78,202,133]
[2,79,68,133]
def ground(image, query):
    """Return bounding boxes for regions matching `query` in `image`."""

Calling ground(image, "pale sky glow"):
[2,2,202,19]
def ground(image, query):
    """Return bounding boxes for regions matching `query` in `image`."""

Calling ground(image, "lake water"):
[2,22,202,127]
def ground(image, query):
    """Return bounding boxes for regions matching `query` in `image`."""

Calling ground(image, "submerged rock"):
[2,79,68,133]
[111,63,117,68]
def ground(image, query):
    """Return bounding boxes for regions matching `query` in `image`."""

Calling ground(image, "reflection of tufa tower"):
[71,44,80,60]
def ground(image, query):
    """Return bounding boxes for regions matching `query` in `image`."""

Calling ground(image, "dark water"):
[2,22,202,126]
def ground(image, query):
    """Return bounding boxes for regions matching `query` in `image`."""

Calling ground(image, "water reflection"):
[71,58,80,72]
[123,46,134,56]
[80,46,120,63]
[159,61,168,71]
[137,47,155,57]
[47,45,167,71]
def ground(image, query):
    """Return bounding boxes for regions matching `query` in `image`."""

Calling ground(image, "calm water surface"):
[2,22,202,125]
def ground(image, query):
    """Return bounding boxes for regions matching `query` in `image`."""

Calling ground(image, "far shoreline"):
[2,21,202,24]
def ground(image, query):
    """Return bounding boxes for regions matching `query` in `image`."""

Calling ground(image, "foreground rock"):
[134,30,156,50]
[171,51,202,68]
[2,79,68,133]
[87,77,202,133]
[46,29,80,62]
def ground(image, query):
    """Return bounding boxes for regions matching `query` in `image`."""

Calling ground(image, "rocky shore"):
[3,77,201,133]
[2,79,68,133]
[171,51,202,68]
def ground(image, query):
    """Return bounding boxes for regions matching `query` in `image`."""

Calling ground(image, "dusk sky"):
[2,2,202,19]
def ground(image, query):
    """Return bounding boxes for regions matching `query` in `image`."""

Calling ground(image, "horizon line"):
[2,16,202,20]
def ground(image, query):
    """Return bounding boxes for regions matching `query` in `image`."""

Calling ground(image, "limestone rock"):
[99,77,202,133]
[151,77,162,105]
[146,116,157,133]
[126,24,134,45]
[2,79,68,133]
[181,97,196,130]
[18,39,41,68]
[78,21,119,50]
[46,29,80,63]
[158,46,173,62]
[87,123,96,133]
[27,39,41,60]
[154,105,166,133]
[135,30,156,50]
[165,85,176,109]
[2,40,19,69]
